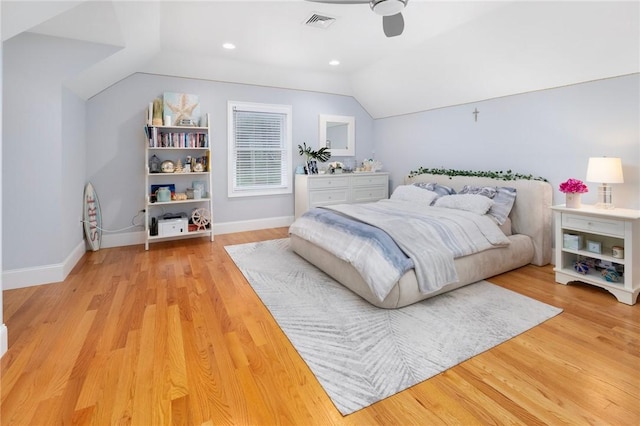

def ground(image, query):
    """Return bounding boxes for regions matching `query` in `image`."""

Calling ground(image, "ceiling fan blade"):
[383,12,404,37]
[305,0,370,4]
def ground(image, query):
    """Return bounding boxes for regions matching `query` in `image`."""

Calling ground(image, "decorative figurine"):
[602,268,620,283]
[573,260,589,275]
[149,155,161,173]
[152,97,163,126]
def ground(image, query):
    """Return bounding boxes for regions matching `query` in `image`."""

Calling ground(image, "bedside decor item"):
[602,268,620,283]
[192,181,206,197]
[573,259,589,275]
[586,157,623,209]
[363,158,383,172]
[612,245,624,259]
[152,98,163,126]
[192,207,211,231]
[559,178,588,208]
[149,155,161,173]
[155,186,171,203]
[161,160,175,173]
[298,142,331,175]
[328,161,344,174]
[563,233,583,250]
[586,240,602,254]
[163,92,200,126]
[173,192,187,201]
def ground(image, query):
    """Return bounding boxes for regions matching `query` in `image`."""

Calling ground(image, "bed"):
[289,173,552,309]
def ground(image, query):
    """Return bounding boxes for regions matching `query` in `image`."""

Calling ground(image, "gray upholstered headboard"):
[404,174,552,266]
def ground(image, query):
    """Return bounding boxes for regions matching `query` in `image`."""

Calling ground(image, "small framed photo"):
[306,160,318,174]
[586,240,602,254]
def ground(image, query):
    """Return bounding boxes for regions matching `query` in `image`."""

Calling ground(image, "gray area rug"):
[225,238,562,415]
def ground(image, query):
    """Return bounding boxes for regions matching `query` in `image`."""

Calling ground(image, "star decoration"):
[165,94,198,125]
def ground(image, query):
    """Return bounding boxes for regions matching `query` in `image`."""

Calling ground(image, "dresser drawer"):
[352,174,388,187]
[309,189,349,206]
[352,187,388,203]
[562,213,625,237]
[308,176,349,189]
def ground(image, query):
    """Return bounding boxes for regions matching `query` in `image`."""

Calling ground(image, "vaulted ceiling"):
[2,1,638,118]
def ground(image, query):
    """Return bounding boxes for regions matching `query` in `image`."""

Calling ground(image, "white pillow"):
[434,194,495,215]
[390,185,438,206]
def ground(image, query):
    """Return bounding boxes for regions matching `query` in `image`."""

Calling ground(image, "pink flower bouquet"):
[559,178,588,194]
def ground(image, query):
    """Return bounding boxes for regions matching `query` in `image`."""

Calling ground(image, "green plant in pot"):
[298,143,331,174]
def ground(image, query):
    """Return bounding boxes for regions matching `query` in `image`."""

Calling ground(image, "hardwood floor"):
[2,228,639,425]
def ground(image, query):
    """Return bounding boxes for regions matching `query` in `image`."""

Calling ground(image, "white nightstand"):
[551,205,640,305]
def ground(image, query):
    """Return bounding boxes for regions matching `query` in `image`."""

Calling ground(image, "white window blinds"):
[228,102,292,197]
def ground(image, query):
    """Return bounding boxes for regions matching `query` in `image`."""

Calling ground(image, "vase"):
[565,192,581,209]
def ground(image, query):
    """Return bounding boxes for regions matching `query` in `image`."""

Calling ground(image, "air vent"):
[304,13,336,29]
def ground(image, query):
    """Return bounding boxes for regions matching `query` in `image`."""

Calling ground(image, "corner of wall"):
[2,241,86,290]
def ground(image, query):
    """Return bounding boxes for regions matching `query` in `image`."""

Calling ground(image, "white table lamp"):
[586,157,624,209]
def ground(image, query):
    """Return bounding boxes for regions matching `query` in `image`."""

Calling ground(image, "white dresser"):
[295,172,389,219]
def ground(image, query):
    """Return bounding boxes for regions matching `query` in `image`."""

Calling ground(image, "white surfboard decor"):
[83,182,102,251]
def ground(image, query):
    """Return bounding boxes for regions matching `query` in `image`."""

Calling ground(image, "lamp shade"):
[586,157,624,183]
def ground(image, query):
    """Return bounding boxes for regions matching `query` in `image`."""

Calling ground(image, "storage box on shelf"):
[551,204,640,305]
[144,113,213,250]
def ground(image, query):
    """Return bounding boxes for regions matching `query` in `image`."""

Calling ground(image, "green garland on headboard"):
[408,167,548,182]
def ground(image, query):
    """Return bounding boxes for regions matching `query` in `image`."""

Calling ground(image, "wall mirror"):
[319,114,355,156]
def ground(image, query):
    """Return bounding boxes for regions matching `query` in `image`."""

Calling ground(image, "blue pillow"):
[413,182,457,197]
[459,185,516,225]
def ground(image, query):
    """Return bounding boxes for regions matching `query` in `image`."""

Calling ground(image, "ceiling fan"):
[306,0,409,37]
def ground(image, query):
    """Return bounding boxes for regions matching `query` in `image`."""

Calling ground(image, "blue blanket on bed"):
[304,208,414,272]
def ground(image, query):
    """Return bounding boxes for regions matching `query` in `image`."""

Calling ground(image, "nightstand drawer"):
[308,177,349,189]
[562,213,625,237]
[352,174,388,187]
[309,189,349,205]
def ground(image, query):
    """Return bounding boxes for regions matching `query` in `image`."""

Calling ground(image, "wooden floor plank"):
[2,228,640,425]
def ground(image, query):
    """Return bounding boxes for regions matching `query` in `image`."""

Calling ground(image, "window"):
[228,101,292,197]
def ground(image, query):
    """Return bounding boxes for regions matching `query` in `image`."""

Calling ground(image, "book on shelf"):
[147,130,208,148]
[147,102,153,126]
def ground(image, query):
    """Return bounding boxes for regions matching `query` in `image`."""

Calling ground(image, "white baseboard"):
[101,230,146,248]
[2,216,294,290]
[2,240,86,290]
[214,216,293,235]
[0,323,7,358]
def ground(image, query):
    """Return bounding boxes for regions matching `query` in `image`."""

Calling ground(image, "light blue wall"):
[2,33,116,270]
[373,74,640,209]
[2,32,638,278]
[85,73,374,230]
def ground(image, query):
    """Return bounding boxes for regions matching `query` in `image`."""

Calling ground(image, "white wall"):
[85,73,374,234]
[373,74,640,209]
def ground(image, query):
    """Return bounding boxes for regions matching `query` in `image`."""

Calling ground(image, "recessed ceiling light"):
[222,43,236,50]
[329,60,340,66]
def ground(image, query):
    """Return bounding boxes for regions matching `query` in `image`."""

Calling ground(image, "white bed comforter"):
[289,199,510,301]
